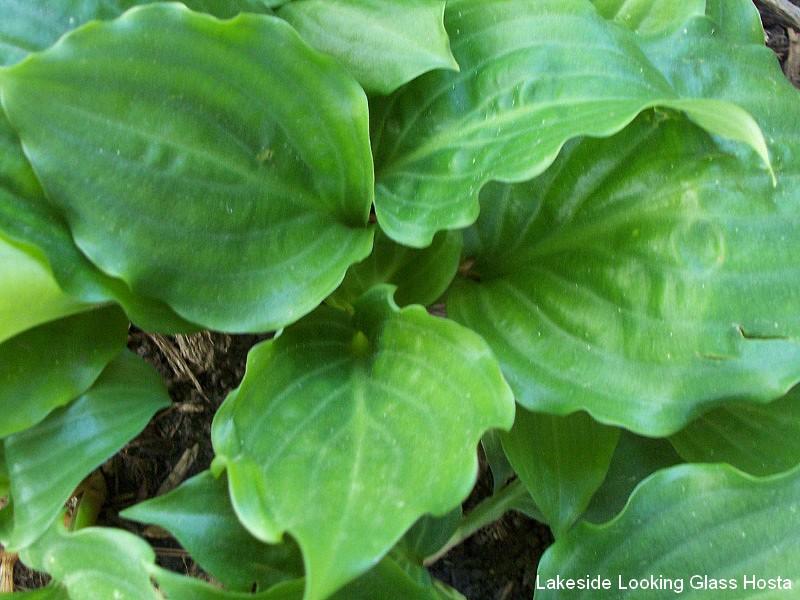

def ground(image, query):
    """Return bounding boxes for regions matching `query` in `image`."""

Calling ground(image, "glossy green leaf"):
[19,524,159,600]
[122,470,303,591]
[1,350,169,550]
[372,0,772,247]
[212,286,514,600]
[329,230,461,308]
[0,0,274,66]
[279,0,457,94]
[536,464,800,598]
[670,387,800,476]
[584,431,682,524]
[0,306,128,437]
[0,234,85,344]
[502,409,619,537]
[591,0,705,34]
[0,4,374,332]
[448,108,800,435]
[0,110,195,333]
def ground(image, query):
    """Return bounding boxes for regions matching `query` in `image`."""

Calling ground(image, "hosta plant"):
[1,0,799,598]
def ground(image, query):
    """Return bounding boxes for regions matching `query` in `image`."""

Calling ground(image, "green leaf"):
[399,508,461,564]
[122,470,303,592]
[278,0,457,94]
[2,350,169,550]
[584,431,682,524]
[0,111,195,333]
[591,0,705,34]
[329,230,461,308]
[501,409,619,537]
[705,0,765,44]
[0,234,86,344]
[153,569,305,600]
[481,430,515,493]
[0,306,128,437]
[0,587,66,599]
[536,464,800,598]
[372,0,772,247]
[332,554,465,600]
[448,110,800,435]
[670,387,800,476]
[212,285,514,600]
[0,0,275,66]
[19,524,159,600]
[0,4,374,332]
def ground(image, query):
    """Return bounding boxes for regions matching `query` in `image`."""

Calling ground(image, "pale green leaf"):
[0,306,128,437]
[0,234,86,344]
[448,109,800,435]
[212,285,514,600]
[0,0,274,66]
[670,386,800,476]
[1,350,169,550]
[591,0,705,34]
[329,230,461,308]
[584,431,682,524]
[0,4,374,332]
[122,470,303,591]
[279,0,457,94]
[536,464,800,598]
[372,0,772,247]
[19,525,159,600]
[502,409,619,537]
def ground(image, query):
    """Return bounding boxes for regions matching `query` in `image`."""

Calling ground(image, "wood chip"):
[0,551,17,593]
[156,443,199,496]
[786,28,800,86]
[758,0,800,30]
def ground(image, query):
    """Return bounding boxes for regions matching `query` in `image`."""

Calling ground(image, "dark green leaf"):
[122,470,303,591]
[481,430,515,493]
[670,387,800,476]
[0,4,374,332]
[0,0,274,66]
[153,569,305,599]
[278,0,457,94]
[212,286,514,600]
[372,0,772,247]
[0,306,128,437]
[399,508,461,564]
[329,230,461,308]
[584,431,682,524]
[537,464,800,598]
[2,351,169,550]
[502,409,619,536]
[0,106,197,333]
[448,111,800,435]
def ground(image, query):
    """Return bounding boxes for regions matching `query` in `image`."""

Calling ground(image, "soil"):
[10,3,799,598]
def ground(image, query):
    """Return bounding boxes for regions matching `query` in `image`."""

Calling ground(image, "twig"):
[156,443,199,496]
